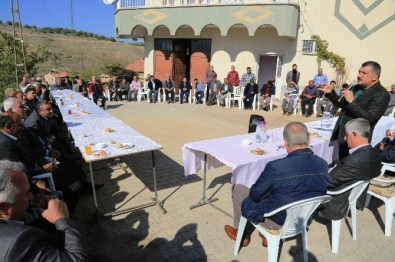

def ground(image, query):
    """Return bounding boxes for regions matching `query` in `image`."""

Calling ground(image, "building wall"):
[295,0,395,88]
[139,0,395,93]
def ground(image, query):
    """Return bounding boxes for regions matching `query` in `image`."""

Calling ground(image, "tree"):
[103,63,135,81]
[311,35,348,85]
[0,31,61,100]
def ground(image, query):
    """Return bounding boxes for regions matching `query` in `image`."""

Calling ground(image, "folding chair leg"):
[234,216,247,255]
[302,229,308,262]
[331,220,341,253]
[350,206,357,240]
[385,200,395,236]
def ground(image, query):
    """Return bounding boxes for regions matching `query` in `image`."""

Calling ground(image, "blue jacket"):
[241,148,329,225]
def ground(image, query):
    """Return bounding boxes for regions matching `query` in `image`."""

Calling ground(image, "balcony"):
[115,0,300,38]
[117,0,299,9]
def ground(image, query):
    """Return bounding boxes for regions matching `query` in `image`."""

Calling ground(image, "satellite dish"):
[103,0,116,5]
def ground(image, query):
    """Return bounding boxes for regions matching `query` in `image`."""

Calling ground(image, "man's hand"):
[319,84,334,94]
[342,89,354,103]
[43,163,56,172]
[386,129,394,140]
[42,199,69,224]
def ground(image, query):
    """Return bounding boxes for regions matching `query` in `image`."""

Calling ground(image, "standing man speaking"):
[320,61,390,159]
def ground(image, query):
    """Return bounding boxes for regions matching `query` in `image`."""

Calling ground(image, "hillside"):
[0,24,144,76]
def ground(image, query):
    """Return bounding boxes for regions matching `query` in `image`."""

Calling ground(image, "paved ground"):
[74,98,395,261]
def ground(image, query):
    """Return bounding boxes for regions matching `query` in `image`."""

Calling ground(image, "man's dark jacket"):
[326,81,390,144]
[241,148,329,225]
[320,145,382,220]
[0,219,89,261]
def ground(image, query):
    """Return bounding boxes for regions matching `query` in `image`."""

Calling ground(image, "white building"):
[114,0,395,96]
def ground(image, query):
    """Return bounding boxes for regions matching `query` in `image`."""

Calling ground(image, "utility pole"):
[70,0,75,30]
[10,0,28,88]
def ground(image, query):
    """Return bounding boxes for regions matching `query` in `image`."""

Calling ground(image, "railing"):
[118,0,298,9]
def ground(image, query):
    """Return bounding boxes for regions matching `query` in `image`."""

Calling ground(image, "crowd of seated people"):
[0,75,104,221]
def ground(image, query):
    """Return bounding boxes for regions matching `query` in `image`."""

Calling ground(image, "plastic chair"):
[256,95,274,111]
[138,82,150,102]
[366,162,395,236]
[32,172,56,191]
[327,180,370,253]
[234,195,332,262]
[228,86,243,109]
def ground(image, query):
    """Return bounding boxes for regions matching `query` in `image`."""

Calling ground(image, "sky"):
[0,0,118,38]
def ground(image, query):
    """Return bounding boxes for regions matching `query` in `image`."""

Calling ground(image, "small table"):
[182,117,395,210]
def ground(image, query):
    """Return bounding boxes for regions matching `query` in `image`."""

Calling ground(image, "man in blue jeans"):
[193,78,205,104]
[224,122,329,247]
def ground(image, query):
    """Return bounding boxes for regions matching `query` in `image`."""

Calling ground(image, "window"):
[191,39,211,52]
[302,40,316,54]
[154,39,173,51]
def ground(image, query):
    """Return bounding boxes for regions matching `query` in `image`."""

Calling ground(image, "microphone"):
[338,80,357,103]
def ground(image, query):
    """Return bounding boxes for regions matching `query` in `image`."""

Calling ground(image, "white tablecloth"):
[52,90,162,162]
[183,116,395,188]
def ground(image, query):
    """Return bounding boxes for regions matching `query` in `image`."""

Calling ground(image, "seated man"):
[88,76,107,109]
[128,75,141,102]
[207,76,221,106]
[376,129,395,163]
[258,80,275,111]
[318,118,382,220]
[282,80,299,116]
[216,77,233,107]
[117,77,130,101]
[0,160,89,261]
[163,75,175,103]
[301,80,319,117]
[242,79,258,110]
[147,75,162,103]
[179,77,192,104]
[383,84,395,116]
[107,76,119,101]
[193,78,205,104]
[316,81,337,117]
[225,122,329,247]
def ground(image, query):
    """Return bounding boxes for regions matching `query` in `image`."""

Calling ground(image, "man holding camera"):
[0,160,89,261]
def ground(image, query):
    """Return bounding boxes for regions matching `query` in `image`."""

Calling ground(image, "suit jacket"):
[0,132,26,163]
[380,138,395,163]
[321,145,382,220]
[24,110,52,145]
[326,81,390,144]
[0,218,89,262]
[219,83,233,94]
[286,70,300,85]
[147,79,162,91]
[241,148,329,225]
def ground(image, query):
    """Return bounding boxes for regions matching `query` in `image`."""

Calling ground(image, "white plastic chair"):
[192,89,206,104]
[32,172,56,191]
[138,82,150,102]
[234,195,332,262]
[256,95,274,111]
[228,86,243,109]
[366,162,395,236]
[327,180,370,253]
[298,98,318,116]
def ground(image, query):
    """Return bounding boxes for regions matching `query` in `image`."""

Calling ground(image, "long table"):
[51,90,165,217]
[182,117,395,209]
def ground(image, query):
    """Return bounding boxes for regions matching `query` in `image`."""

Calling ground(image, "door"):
[173,39,191,92]
[258,55,277,91]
